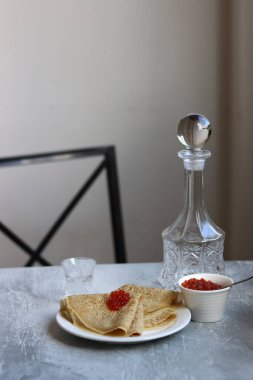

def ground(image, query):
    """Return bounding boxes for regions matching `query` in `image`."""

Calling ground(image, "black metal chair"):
[0,146,127,266]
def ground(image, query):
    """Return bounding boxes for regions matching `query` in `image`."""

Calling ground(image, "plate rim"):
[56,306,191,344]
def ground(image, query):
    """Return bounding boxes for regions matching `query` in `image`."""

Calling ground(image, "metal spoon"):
[226,275,253,288]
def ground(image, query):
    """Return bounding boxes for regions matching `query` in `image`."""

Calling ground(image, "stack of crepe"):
[60,284,180,337]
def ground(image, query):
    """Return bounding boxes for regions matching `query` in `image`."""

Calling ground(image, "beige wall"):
[0,0,252,266]
[227,0,253,260]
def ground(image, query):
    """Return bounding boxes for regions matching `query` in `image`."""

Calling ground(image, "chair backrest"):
[0,146,127,266]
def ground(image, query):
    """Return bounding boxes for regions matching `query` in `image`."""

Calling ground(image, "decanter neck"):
[184,169,206,211]
[178,149,210,211]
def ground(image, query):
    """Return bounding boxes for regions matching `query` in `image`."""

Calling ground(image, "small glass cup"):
[61,257,96,296]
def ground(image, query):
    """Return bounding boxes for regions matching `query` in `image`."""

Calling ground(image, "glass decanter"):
[159,114,225,290]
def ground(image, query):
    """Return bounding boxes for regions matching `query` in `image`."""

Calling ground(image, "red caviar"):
[182,278,222,291]
[106,290,131,311]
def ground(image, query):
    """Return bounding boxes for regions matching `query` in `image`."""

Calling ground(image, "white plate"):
[56,307,191,344]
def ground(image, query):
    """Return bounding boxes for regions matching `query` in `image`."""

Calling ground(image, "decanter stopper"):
[177,114,212,150]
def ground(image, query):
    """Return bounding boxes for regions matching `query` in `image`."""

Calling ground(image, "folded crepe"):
[60,285,180,337]
[119,284,179,328]
[60,292,144,336]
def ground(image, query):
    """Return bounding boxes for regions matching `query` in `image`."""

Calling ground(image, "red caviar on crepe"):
[106,290,131,311]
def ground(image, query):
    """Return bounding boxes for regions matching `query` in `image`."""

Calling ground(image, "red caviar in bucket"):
[106,290,131,311]
[182,278,223,291]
